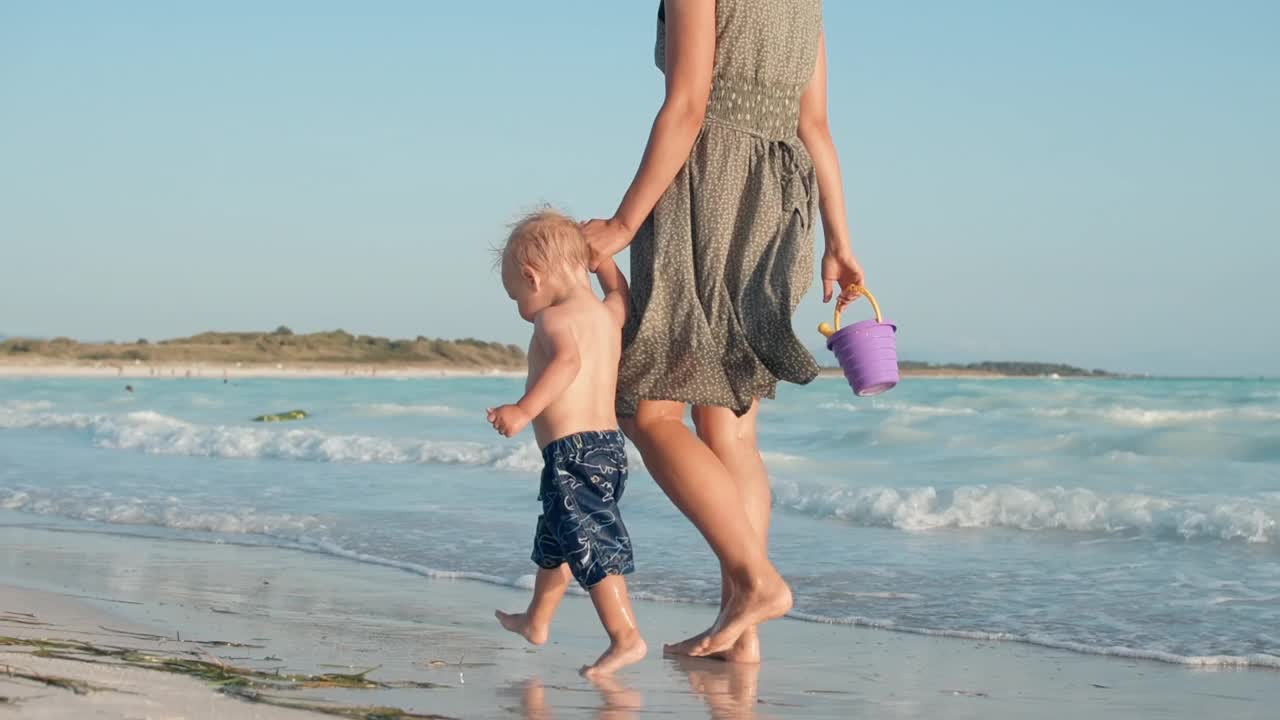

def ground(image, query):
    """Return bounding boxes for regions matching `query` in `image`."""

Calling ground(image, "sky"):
[2,1,1277,376]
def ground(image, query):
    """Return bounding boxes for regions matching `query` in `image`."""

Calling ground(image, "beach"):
[5,0,1275,714]
[3,524,1275,719]
[2,374,1278,718]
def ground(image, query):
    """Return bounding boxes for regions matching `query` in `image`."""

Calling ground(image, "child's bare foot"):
[689,572,791,657]
[495,610,549,645]
[580,631,647,677]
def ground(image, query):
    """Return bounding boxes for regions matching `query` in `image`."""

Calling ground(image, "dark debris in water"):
[942,688,990,698]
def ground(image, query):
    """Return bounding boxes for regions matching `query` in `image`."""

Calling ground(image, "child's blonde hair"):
[501,208,590,274]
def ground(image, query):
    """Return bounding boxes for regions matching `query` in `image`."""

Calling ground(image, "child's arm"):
[595,257,630,328]
[487,309,581,437]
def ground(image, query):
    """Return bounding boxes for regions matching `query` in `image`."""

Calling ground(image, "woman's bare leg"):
[621,400,790,656]
[663,401,771,662]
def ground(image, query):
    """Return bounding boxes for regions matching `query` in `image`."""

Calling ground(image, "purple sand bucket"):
[818,287,899,396]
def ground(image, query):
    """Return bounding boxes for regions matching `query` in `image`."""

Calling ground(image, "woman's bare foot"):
[662,630,707,657]
[495,610,549,645]
[664,628,761,663]
[689,572,791,657]
[711,629,761,663]
[581,631,648,677]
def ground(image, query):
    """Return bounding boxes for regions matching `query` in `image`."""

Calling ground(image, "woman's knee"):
[621,400,688,445]
[692,403,760,453]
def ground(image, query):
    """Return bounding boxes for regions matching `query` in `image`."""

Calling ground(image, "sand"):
[0,585,322,719]
[0,522,1275,719]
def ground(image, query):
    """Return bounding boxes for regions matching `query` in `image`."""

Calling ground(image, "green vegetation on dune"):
[0,327,525,368]
[2,329,1115,376]
[896,360,1113,377]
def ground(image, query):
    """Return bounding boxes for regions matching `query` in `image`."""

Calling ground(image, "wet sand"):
[1,523,1274,718]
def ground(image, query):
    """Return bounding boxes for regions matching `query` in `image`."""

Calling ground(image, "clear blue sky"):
[2,1,1277,376]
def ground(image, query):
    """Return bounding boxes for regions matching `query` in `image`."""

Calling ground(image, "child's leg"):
[580,575,647,677]
[496,564,571,645]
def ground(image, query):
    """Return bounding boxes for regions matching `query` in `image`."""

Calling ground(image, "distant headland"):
[0,328,1115,379]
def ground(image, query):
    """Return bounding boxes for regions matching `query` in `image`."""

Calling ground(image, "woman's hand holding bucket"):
[821,249,865,312]
[817,275,899,397]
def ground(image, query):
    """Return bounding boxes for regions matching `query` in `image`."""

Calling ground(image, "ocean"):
[2,375,1277,668]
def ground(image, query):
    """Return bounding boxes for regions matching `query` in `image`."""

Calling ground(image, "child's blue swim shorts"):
[531,430,634,589]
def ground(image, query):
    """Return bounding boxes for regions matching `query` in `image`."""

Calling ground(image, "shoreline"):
[1,522,1276,719]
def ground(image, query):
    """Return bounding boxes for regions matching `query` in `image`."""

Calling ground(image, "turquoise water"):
[2,376,1278,667]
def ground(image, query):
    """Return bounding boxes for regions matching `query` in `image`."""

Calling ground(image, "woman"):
[583,0,866,661]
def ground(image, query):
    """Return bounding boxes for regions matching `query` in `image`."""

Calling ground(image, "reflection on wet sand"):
[509,675,643,720]
[505,656,766,719]
[671,655,763,719]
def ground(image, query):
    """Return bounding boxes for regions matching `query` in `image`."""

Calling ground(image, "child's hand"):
[582,217,634,272]
[487,404,531,437]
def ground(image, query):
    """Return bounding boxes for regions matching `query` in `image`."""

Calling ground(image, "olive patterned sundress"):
[617,0,824,417]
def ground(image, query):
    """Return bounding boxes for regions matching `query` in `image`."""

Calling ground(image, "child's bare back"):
[486,209,645,677]
[524,293,621,449]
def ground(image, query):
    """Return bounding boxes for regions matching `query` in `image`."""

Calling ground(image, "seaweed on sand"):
[224,687,459,719]
[0,611,50,627]
[0,636,453,717]
[1,665,113,695]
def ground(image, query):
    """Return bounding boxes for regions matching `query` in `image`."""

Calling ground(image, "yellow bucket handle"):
[818,286,882,337]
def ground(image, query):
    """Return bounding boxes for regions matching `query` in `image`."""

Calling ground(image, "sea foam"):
[772,481,1279,543]
[0,406,546,471]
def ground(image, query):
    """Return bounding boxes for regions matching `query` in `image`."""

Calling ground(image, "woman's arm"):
[798,31,866,310]
[583,0,716,269]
